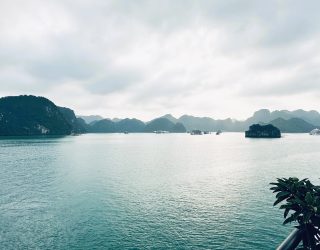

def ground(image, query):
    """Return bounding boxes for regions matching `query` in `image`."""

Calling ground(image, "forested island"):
[0,95,85,136]
[245,124,281,138]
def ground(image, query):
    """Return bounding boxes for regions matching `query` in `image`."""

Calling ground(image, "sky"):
[0,0,320,121]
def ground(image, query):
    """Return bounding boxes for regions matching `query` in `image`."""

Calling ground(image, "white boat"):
[154,130,169,134]
[70,132,80,136]
[310,128,320,135]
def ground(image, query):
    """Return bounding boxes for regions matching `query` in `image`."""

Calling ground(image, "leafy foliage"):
[271,177,320,248]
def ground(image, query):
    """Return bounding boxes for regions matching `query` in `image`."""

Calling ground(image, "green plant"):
[271,177,320,249]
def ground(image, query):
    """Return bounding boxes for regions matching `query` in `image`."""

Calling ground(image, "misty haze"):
[1,1,320,249]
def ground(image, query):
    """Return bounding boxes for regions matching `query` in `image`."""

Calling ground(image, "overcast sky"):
[0,0,320,120]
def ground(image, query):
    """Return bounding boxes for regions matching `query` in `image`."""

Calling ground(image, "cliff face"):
[58,107,87,133]
[245,124,281,138]
[0,95,84,136]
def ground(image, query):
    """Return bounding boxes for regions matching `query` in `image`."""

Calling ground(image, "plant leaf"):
[274,195,289,206]
[276,191,291,199]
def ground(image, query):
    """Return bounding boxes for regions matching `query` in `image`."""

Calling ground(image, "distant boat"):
[154,130,169,134]
[310,128,320,135]
[216,130,222,135]
[70,132,80,136]
[190,130,202,135]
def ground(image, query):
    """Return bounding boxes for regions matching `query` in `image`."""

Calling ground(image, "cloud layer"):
[1,0,320,120]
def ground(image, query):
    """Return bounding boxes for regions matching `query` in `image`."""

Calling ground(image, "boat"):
[154,130,169,134]
[216,130,222,135]
[190,130,202,135]
[309,128,320,135]
[124,131,129,134]
[203,131,210,134]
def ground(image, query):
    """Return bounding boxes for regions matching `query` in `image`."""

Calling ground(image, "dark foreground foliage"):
[271,177,320,249]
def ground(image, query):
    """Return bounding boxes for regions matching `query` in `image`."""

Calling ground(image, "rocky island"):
[245,124,281,138]
[0,95,87,136]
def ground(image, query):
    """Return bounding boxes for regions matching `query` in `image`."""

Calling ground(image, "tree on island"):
[245,124,281,138]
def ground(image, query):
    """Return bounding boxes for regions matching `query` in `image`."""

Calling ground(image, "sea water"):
[1,133,320,249]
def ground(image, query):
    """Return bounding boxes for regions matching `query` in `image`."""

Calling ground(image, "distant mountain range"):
[266,117,316,133]
[78,115,104,124]
[88,117,186,133]
[246,109,320,126]
[161,110,320,133]
[81,109,320,133]
[89,118,146,133]
[0,95,319,135]
[144,118,186,133]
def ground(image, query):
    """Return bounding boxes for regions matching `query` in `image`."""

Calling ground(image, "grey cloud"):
[1,0,320,119]
[240,69,320,97]
[26,57,97,82]
[103,0,320,47]
[87,70,143,94]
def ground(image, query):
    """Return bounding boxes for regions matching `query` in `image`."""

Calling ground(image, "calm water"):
[1,133,320,249]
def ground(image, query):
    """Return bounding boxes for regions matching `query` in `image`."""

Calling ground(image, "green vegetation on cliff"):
[245,124,281,138]
[0,95,87,136]
[0,95,72,136]
[58,107,87,133]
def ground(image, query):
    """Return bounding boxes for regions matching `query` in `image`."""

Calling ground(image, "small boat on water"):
[190,130,202,135]
[154,130,169,134]
[216,130,222,135]
[310,128,320,135]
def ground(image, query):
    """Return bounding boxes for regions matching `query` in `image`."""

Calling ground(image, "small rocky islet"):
[245,124,281,138]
